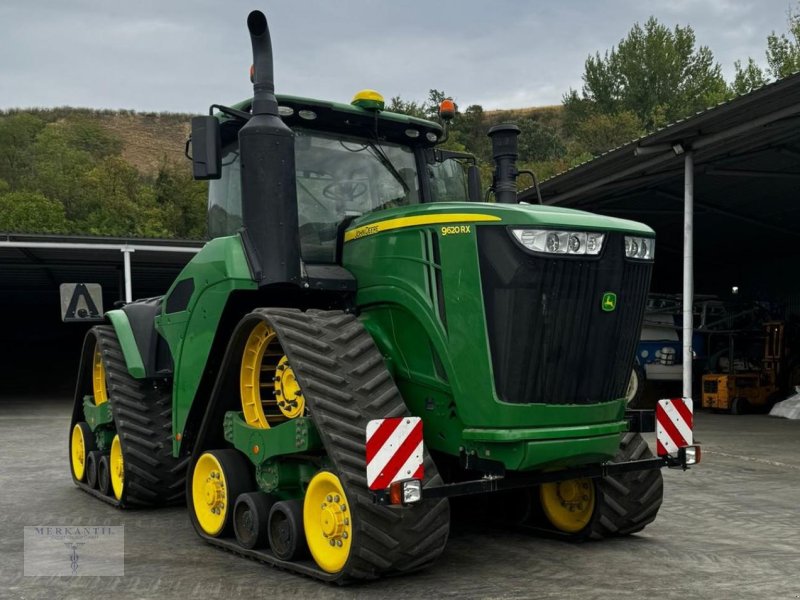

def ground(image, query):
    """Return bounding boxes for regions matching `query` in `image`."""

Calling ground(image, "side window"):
[428,158,469,203]
[207,145,242,239]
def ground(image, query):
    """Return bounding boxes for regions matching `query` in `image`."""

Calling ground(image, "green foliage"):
[573,111,644,156]
[517,117,566,162]
[0,191,68,233]
[730,58,769,96]
[6,5,799,237]
[387,96,428,120]
[61,117,123,160]
[0,109,206,239]
[566,17,727,131]
[766,7,800,78]
[29,121,95,221]
[154,161,208,239]
[0,113,46,189]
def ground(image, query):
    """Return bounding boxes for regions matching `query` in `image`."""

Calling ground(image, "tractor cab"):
[200,93,479,264]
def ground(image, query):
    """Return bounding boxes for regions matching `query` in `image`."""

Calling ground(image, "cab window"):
[208,128,420,263]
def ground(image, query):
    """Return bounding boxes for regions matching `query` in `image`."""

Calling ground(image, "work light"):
[511,229,605,256]
[624,236,655,260]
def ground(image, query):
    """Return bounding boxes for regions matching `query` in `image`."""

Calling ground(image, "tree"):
[574,111,644,156]
[730,58,769,96]
[565,17,728,131]
[0,191,68,233]
[0,113,46,189]
[81,156,167,237]
[516,117,566,162]
[457,104,491,162]
[30,122,95,222]
[766,6,800,79]
[386,96,427,119]
[154,161,207,239]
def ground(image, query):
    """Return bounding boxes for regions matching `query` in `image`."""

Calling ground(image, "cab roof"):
[220,95,443,147]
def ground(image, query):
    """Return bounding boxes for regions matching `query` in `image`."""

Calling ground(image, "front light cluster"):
[511,229,605,256]
[624,236,655,260]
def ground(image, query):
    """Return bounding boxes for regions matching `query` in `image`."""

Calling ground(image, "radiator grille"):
[478,227,652,405]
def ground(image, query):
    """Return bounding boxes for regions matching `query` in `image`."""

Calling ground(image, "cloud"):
[0,0,794,112]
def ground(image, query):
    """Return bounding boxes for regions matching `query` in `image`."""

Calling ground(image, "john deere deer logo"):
[601,292,617,312]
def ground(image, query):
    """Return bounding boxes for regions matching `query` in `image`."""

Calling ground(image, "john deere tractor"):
[68,10,698,582]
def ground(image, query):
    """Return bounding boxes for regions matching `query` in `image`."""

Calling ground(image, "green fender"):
[105,309,146,379]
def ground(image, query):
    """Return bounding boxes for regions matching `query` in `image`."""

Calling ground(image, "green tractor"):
[68,10,698,582]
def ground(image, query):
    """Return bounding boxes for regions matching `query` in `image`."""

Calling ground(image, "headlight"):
[624,236,655,260]
[511,229,605,256]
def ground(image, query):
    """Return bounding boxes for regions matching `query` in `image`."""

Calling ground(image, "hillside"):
[0,108,206,239]
[1,107,192,176]
[0,103,570,240]
[94,112,191,176]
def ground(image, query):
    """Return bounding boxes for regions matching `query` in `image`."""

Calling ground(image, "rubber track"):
[245,308,451,581]
[72,325,188,508]
[588,432,664,539]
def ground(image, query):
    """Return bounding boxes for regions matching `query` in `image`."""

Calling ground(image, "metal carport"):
[0,234,200,396]
[519,73,800,399]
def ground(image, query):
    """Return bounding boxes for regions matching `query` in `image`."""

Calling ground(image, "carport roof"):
[517,73,800,295]
[521,72,800,207]
[0,233,201,299]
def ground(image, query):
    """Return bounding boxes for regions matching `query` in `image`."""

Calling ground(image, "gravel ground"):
[1,397,798,600]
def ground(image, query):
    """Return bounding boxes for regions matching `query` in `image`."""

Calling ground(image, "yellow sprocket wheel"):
[540,478,595,533]
[92,344,108,405]
[110,434,125,500]
[240,321,305,428]
[303,471,352,574]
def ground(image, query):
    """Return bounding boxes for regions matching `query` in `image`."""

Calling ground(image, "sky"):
[0,0,796,114]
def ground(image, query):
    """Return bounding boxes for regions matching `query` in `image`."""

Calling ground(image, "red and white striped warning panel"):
[365,417,424,491]
[656,398,693,456]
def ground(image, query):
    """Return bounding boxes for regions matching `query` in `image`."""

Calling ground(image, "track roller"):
[268,500,307,561]
[234,492,273,549]
[98,455,112,496]
[86,450,103,490]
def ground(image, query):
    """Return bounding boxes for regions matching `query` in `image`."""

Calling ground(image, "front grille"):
[478,227,652,405]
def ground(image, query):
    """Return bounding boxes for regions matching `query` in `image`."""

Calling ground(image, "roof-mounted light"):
[438,98,456,121]
[351,89,385,111]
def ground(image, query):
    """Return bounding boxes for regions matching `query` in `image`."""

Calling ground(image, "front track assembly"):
[190,308,451,583]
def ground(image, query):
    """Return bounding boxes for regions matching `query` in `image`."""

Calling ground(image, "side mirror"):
[467,164,482,202]
[190,116,222,180]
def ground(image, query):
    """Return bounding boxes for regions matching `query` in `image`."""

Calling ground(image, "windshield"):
[208,128,419,263]
[295,129,419,261]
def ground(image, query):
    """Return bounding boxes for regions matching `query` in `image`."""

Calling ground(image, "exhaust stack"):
[238,10,301,285]
[247,11,279,117]
[488,124,520,204]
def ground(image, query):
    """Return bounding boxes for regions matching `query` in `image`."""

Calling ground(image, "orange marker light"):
[439,98,456,121]
[389,481,403,505]
[249,64,255,83]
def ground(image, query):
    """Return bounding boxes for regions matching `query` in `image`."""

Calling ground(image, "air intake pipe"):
[238,10,301,285]
[488,124,520,204]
